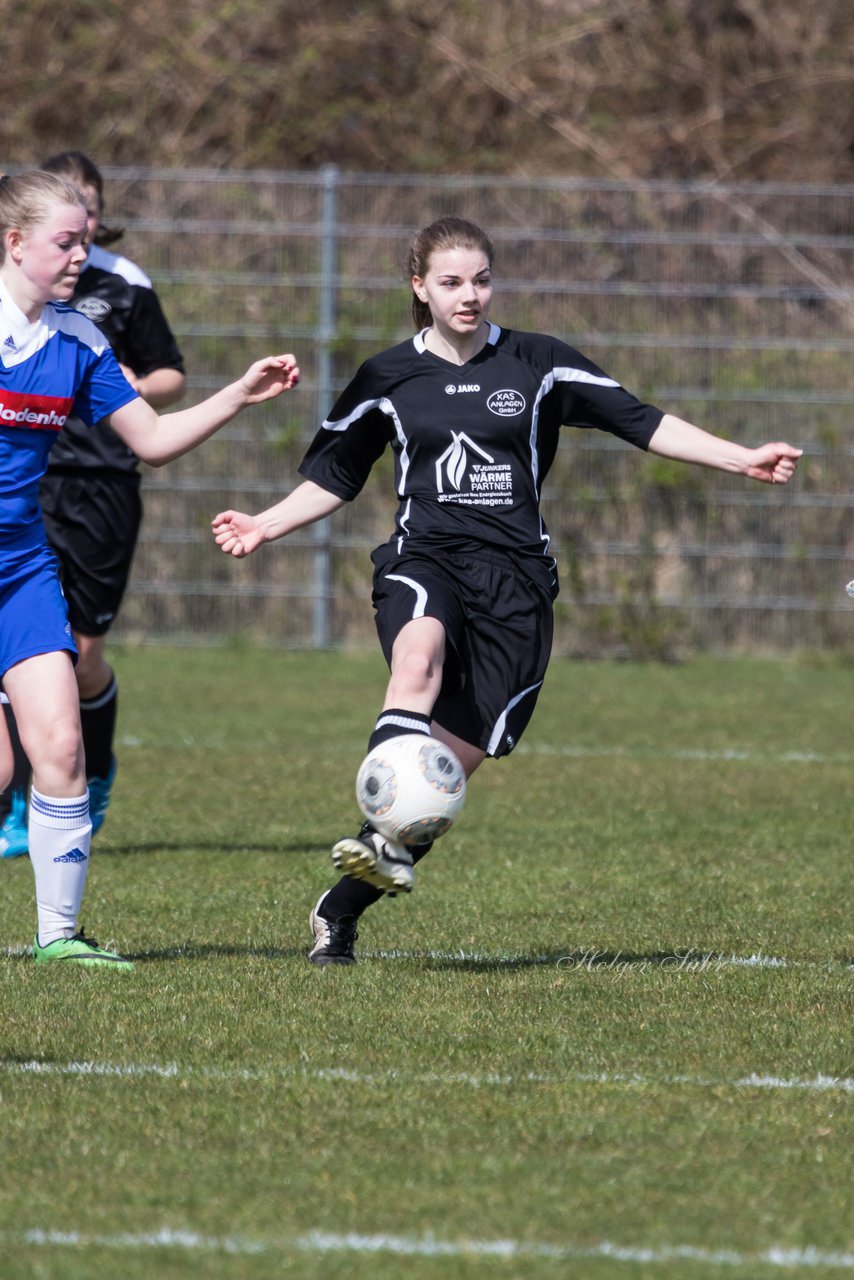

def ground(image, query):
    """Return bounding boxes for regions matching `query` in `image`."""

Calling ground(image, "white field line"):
[117,733,854,767]
[3,1227,853,1270]
[2,1057,852,1094]
[519,743,854,765]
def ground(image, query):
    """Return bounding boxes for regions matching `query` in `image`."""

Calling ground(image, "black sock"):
[80,675,117,780]
[0,702,31,820]
[367,708,431,753]
[320,877,384,920]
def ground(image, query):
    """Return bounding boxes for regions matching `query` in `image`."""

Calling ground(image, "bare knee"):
[391,647,439,699]
[28,716,85,795]
[386,618,446,712]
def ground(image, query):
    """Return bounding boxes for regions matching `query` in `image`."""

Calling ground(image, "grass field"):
[0,647,851,1280]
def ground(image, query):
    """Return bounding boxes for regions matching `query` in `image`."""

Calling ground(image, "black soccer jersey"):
[47,244,185,474]
[298,324,664,579]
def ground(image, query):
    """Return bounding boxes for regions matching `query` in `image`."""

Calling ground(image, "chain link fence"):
[92,168,853,656]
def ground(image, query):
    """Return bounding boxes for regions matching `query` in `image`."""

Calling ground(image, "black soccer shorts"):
[39,472,143,637]
[370,544,555,758]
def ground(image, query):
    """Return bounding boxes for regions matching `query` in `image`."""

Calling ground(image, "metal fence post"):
[312,165,339,648]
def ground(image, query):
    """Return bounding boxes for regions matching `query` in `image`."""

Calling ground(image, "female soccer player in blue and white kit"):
[0,150,188,857]
[212,216,801,967]
[0,170,299,967]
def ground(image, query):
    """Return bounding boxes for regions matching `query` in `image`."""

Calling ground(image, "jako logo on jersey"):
[487,389,526,417]
[436,431,495,492]
[0,390,72,429]
[53,847,88,864]
[75,297,112,323]
[445,383,481,395]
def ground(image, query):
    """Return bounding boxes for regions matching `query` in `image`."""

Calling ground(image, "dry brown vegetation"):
[1,0,852,181]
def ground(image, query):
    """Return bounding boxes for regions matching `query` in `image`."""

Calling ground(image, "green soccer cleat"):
[0,789,28,859]
[32,929,133,969]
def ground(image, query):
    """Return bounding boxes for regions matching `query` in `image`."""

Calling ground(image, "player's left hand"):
[744,443,802,484]
[239,354,300,404]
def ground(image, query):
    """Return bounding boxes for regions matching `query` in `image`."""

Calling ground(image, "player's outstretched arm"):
[107,354,300,466]
[212,480,346,558]
[648,413,802,484]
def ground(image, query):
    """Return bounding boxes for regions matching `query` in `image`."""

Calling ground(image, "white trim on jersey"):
[321,395,392,433]
[84,244,153,290]
[528,365,623,559]
[322,394,413,495]
[396,498,413,555]
[554,367,620,390]
[413,322,501,356]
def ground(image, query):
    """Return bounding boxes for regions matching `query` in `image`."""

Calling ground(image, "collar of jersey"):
[414,321,501,361]
[0,278,54,366]
[0,278,38,337]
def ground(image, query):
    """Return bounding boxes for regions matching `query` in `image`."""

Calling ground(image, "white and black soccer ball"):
[355,734,466,844]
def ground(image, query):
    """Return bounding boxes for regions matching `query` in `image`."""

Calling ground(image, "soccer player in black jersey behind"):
[0,152,186,858]
[212,216,802,966]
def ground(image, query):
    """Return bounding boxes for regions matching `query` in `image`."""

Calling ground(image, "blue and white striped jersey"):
[0,281,137,552]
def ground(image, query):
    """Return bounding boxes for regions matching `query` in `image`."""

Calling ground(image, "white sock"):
[28,790,91,947]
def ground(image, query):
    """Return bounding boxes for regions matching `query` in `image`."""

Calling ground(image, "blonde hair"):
[407,216,494,330]
[0,171,86,264]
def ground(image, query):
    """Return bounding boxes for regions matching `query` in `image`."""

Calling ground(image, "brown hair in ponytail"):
[406,216,494,330]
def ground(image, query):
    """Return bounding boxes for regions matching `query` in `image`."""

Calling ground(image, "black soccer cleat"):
[309,893,358,966]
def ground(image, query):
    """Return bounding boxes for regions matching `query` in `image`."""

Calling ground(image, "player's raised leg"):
[331,615,447,894]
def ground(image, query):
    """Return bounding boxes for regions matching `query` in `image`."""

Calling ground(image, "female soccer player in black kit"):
[212,216,802,966]
[0,152,186,857]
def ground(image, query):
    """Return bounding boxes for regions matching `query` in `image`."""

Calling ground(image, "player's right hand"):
[239,354,300,403]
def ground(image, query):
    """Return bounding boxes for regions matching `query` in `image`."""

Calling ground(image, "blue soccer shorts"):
[0,543,77,681]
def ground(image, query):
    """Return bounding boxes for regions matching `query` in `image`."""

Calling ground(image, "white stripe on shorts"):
[487,680,544,756]
[384,573,428,619]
